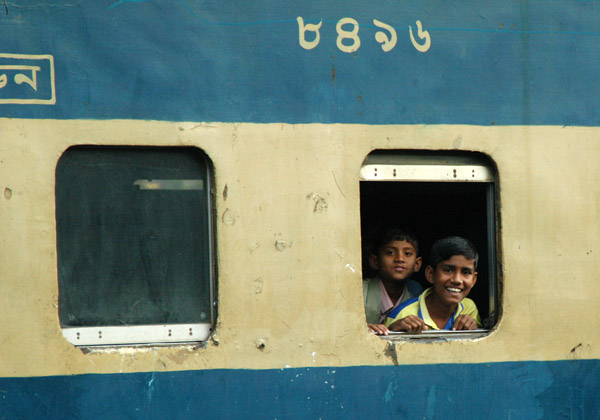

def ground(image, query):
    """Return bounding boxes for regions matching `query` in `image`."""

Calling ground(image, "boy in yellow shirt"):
[384,236,481,332]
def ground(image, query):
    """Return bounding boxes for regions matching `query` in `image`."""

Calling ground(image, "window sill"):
[61,323,211,346]
[379,329,489,342]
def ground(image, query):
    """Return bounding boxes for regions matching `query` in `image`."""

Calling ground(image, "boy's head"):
[425,236,478,306]
[368,227,422,283]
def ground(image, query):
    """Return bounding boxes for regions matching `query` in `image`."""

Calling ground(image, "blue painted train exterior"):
[2,361,599,419]
[2,1,599,125]
[1,1,600,419]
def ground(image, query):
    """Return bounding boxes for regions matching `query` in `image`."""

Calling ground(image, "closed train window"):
[55,146,216,346]
[360,151,499,338]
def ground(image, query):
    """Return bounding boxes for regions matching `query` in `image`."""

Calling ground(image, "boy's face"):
[369,240,422,283]
[425,255,477,307]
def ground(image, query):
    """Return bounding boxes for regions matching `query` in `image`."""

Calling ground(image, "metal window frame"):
[360,151,498,334]
[62,323,212,346]
[57,146,216,347]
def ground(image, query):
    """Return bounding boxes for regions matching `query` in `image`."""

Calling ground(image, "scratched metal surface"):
[0,0,598,125]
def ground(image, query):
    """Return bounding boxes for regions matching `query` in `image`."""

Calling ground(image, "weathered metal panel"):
[0,1,598,125]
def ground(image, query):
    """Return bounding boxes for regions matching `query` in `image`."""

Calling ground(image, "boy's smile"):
[370,240,422,283]
[425,255,477,308]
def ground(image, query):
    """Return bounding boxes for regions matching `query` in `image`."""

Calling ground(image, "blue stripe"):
[1,1,600,125]
[0,360,597,419]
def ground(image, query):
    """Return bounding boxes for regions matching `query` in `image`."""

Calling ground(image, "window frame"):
[360,150,499,339]
[55,146,217,347]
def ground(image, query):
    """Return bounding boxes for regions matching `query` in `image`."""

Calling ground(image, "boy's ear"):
[425,265,435,284]
[368,254,379,270]
[414,256,422,272]
[472,272,478,286]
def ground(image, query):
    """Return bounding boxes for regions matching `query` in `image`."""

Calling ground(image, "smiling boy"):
[363,227,423,335]
[384,236,481,332]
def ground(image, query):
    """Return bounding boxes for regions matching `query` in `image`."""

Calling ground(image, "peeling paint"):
[253,277,264,294]
[166,349,190,365]
[383,378,397,403]
[275,240,292,251]
[568,343,591,359]
[384,342,399,366]
[255,338,269,353]
[307,193,328,213]
[146,371,155,403]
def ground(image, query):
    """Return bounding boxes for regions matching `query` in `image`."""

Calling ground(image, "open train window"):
[55,146,215,346]
[360,150,499,338]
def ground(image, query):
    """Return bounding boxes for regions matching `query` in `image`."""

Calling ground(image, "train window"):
[360,151,499,338]
[55,146,216,346]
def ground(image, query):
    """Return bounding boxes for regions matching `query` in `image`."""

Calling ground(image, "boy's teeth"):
[447,287,461,293]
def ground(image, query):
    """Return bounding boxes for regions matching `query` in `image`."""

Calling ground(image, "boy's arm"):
[452,314,478,330]
[383,299,427,332]
[453,298,482,330]
[388,315,428,332]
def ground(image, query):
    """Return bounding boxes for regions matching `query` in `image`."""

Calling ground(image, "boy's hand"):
[388,316,428,333]
[368,323,390,335]
[452,314,477,330]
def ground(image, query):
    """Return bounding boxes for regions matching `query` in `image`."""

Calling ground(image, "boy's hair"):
[371,226,419,255]
[429,236,478,269]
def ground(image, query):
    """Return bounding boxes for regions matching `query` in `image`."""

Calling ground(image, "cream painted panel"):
[0,120,599,376]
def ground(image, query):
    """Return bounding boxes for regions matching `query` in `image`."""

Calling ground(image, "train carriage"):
[1,1,599,419]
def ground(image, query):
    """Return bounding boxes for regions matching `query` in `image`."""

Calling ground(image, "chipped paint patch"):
[307,192,328,213]
[275,240,292,251]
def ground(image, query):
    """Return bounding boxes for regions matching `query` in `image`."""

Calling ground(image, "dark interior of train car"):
[360,156,499,329]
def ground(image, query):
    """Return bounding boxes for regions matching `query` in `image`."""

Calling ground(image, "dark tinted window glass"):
[56,147,214,327]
